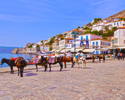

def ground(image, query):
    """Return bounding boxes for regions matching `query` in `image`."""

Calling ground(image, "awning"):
[116,46,125,49]
[83,49,95,52]
[96,48,108,51]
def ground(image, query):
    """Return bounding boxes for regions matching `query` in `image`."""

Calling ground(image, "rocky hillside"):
[103,9,125,21]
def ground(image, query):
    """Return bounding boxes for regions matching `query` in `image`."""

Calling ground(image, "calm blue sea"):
[0,53,36,68]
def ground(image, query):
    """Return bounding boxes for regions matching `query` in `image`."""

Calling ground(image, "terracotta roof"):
[117,26,125,29]
[65,38,74,40]
[72,29,82,32]
[66,43,73,44]
[80,33,101,36]
[91,38,111,42]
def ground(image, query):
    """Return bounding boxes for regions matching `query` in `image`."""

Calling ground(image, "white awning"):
[83,49,95,52]
[96,48,108,51]
[116,46,125,49]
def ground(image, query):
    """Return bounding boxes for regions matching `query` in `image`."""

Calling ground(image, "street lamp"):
[71,31,78,57]
[111,39,114,55]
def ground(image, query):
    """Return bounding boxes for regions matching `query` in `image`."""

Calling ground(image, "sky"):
[0,0,125,47]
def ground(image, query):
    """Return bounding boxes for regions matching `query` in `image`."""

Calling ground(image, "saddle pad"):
[76,55,79,59]
[65,57,71,60]
[33,58,40,64]
[48,57,55,63]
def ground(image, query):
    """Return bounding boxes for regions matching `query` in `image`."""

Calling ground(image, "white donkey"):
[74,52,86,69]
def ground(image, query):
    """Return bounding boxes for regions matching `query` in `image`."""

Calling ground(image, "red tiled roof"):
[91,38,111,42]
[80,33,101,36]
[65,38,74,40]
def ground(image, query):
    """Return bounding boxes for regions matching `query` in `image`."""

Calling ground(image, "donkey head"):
[1,58,5,65]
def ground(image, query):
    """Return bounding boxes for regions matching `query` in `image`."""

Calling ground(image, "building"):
[78,33,102,49]
[52,40,59,50]
[112,26,125,47]
[40,45,49,52]
[59,38,74,50]
[91,38,111,54]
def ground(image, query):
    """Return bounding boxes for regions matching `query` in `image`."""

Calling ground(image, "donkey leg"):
[44,64,47,71]
[59,62,63,71]
[18,68,20,76]
[10,66,14,74]
[20,67,24,77]
[49,64,51,72]
[64,62,66,68]
[36,64,38,72]
[71,61,74,68]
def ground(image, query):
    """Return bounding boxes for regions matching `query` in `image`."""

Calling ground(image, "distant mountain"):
[0,46,21,53]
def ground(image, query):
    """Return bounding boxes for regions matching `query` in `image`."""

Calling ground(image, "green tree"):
[102,37,107,39]
[112,27,117,31]
[105,26,109,30]
[49,47,53,51]
[77,26,80,28]
[41,40,43,43]
[88,22,92,26]
[83,27,90,30]
[58,34,63,38]
[91,30,101,35]
[28,44,33,48]
[36,44,40,48]
[93,18,102,24]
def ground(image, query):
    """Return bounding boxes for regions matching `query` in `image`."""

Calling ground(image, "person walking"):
[99,54,101,63]
[118,53,120,60]
[122,53,124,60]
[103,54,105,63]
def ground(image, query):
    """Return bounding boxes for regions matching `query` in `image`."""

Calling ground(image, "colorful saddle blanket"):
[33,58,40,64]
[48,57,56,63]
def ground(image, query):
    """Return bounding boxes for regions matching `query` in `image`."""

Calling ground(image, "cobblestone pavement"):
[0,60,125,100]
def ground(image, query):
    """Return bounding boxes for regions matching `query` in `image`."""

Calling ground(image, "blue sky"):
[0,0,125,47]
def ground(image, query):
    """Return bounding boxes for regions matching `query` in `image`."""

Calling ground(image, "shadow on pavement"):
[25,73,37,76]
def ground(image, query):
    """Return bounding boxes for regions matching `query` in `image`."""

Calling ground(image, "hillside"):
[103,9,125,21]
[0,46,21,53]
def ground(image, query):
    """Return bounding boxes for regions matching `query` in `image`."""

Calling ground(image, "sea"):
[0,53,36,68]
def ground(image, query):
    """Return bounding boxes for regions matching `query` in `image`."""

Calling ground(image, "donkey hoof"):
[20,75,23,77]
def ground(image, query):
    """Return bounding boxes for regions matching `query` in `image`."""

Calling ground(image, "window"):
[86,36,88,40]
[96,47,98,49]
[117,22,119,25]
[93,47,94,49]
[114,23,116,25]
[120,22,122,24]
[92,51,95,54]
[103,42,104,45]
[96,51,99,54]
[81,36,83,40]
[93,42,95,46]
[96,42,98,46]
[101,42,102,45]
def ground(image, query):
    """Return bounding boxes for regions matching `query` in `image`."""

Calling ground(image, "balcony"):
[81,39,89,41]
[80,44,89,48]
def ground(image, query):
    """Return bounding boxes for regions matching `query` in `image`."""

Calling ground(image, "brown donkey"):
[15,57,27,77]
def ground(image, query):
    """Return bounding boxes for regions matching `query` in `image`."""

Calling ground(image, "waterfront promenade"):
[0,60,125,100]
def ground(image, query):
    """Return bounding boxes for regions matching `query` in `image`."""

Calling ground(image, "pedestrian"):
[103,54,105,62]
[99,54,101,63]
[118,53,120,60]
[122,53,124,60]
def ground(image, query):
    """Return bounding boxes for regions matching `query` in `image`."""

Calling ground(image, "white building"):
[91,38,111,54]
[40,45,50,52]
[112,26,125,47]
